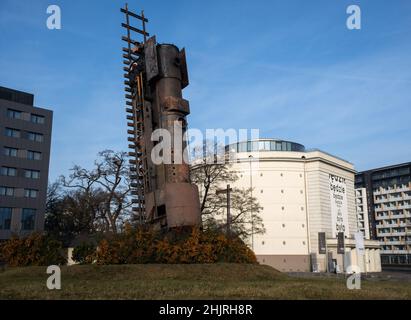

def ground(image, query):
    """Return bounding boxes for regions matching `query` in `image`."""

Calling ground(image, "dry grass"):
[0,264,410,300]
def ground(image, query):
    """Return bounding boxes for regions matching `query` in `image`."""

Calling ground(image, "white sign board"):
[354,232,365,256]
[329,174,349,238]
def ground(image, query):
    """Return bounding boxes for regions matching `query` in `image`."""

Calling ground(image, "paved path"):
[287,270,411,282]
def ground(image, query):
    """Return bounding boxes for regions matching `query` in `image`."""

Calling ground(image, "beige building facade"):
[355,188,371,240]
[223,139,381,273]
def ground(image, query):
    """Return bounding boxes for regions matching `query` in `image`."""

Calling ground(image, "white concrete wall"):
[230,156,309,256]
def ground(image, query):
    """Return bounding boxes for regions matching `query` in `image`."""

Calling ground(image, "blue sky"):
[1,0,410,181]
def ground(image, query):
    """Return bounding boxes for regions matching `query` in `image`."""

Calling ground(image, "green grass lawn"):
[0,264,410,300]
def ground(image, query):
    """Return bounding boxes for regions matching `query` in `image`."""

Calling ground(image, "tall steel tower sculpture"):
[121,4,201,229]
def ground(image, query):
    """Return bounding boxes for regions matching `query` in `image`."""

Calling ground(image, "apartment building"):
[0,86,53,240]
[355,162,411,265]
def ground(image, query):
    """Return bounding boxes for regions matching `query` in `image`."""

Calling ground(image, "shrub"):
[0,233,66,267]
[72,242,96,264]
[95,226,257,265]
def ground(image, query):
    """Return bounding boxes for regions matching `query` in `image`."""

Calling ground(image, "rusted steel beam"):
[121,36,140,46]
[121,23,150,37]
[120,8,148,22]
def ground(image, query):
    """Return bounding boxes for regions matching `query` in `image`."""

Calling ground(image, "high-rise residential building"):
[195,139,382,272]
[355,162,411,265]
[0,86,53,240]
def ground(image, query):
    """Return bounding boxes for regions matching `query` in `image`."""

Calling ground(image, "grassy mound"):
[1,264,410,300]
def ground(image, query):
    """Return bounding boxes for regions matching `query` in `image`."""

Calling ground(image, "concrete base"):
[257,255,311,272]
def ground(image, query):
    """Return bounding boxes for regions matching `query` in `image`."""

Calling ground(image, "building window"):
[27,150,42,160]
[21,209,36,231]
[236,142,245,153]
[0,167,17,177]
[24,189,38,198]
[25,170,40,179]
[276,142,282,151]
[7,109,22,119]
[27,132,44,142]
[282,224,286,228]
[283,241,286,245]
[4,147,18,157]
[0,207,12,230]
[5,128,20,138]
[0,186,15,196]
[282,206,285,211]
[251,141,258,151]
[31,114,45,124]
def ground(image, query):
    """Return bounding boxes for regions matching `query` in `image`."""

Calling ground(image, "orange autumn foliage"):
[0,233,66,266]
[93,226,256,265]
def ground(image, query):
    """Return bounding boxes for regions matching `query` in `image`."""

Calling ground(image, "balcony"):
[381,250,409,254]
[392,232,407,236]
[385,189,398,194]
[391,214,406,219]
[376,223,399,228]
[374,198,388,204]
[384,241,406,245]
[375,215,389,221]
[377,232,406,237]
[377,232,390,237]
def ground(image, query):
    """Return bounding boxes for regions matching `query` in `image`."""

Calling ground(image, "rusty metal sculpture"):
[121,4,201,229]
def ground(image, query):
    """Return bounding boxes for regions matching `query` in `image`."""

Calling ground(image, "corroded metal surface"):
[121,5,200,228]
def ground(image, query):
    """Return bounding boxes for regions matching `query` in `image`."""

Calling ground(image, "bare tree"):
[207,187,265,239]
[46,180,62,210]
[61,150,132,233]
[94,150,133,233]
[190,141,237,214]
[189,141,265,240]
[191,161,237,214]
